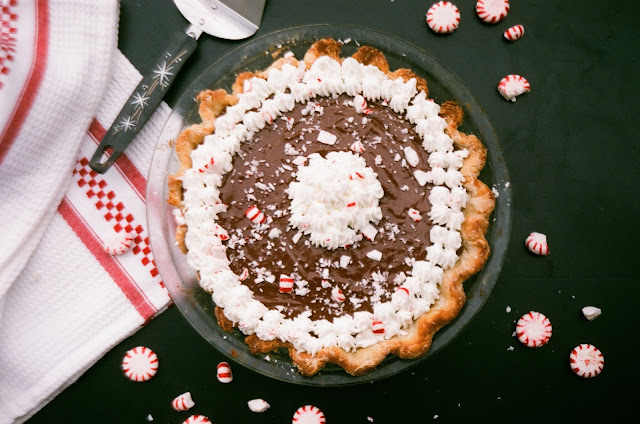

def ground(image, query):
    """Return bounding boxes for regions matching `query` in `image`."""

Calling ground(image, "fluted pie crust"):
[168,39,495,376]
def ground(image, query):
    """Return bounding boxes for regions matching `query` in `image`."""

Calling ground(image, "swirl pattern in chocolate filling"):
[216,95,434,321]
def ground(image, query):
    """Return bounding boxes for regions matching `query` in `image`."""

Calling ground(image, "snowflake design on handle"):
[114,50,188,134]
[153,61,174,87]
[130,92,150,109]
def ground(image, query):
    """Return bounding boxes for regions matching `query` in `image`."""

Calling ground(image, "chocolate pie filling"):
[216,95,435,321]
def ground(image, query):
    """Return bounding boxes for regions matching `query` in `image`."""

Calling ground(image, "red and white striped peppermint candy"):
[245,205,266,224]
[103,230,134,255]
[217,361,233,383]
[182,415,212,424]
[408,208,422,222]
[292,405,326,424]
[350,140,365,153]
[426,1,461,34]
[504,24,524,41]
[121,346,159,382]
[570,344,604,378]
[332,286,346,303]
[525,232,549,255]
[372,320,385,335]
[352,95,373,114]
[516,311,552,348]
[238,268,249,281]
[279,274,294,293]
[475,0,509,24]
[498,74,531,102]
[171,392,195,411]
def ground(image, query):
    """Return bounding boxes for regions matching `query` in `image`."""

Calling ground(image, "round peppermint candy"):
[426,1,461,34]
[516,311,552,348]
[103,230,134,255]
[476,0,510,24]
[121,346,159,382]
[570,344,604,378]
[292,405,326,424]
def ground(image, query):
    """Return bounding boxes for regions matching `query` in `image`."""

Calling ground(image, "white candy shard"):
[403,146,420,167]
[408,208,422,222]
[248,399,271,413]
[366,250,383,261]
[332,287,346,302]
[317,129,337,145]
[582,306,602,321]
[340,255,351,268]
[414,169,430,186]
[498,74,531,102]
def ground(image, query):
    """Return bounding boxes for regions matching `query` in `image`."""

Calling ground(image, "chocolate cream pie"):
[168,39,495,376]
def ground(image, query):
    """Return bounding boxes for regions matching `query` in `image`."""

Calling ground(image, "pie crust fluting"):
[168,39,495,376]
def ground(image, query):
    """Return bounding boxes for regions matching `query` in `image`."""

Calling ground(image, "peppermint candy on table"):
[332,286,346,303]
[516,311,552,348]
[103,230,134,255]
[570,344,604,378]
[248,398,271,413]
[121,346,159,382]
[217,361,233,383]
[292,405,326,424]
[172,392,195,411]
[498,74,531,102]
[475,0,510,24]
[279,274,294,293]
[245,205,266,224]
[182,415,212,424]
[504,24,525,41]
[426,1,461,34]
[372,320,385,335]
[525,232,549,255]
[582,306,602,321]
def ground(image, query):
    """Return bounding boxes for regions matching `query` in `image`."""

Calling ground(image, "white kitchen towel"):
[0,0,120,303]
[0,1,173,422]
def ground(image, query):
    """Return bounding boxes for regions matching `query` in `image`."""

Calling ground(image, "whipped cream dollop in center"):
[286,151,384,250]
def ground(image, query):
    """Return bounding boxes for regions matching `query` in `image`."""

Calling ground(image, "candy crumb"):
[248,399,271,413]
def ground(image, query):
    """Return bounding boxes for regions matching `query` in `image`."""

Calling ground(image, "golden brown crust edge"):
[168,39,495,376]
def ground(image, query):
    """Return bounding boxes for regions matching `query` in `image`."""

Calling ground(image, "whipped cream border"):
[179,56,470,355]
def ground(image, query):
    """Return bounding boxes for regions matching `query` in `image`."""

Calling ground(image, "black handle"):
[89,31,198,173]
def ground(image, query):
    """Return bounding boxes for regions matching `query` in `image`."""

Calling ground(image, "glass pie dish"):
[146,24,511,386]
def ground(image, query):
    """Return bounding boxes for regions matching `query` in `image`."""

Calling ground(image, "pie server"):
[89,0,266,174]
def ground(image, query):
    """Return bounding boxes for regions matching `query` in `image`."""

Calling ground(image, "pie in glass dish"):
[168,39,495,376]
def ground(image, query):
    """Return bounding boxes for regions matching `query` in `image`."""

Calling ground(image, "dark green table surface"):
[30,0,639,422]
